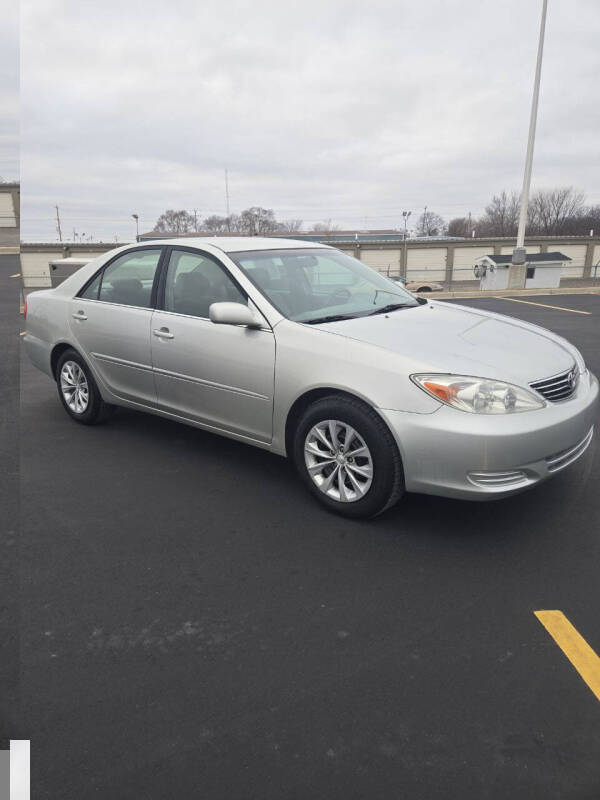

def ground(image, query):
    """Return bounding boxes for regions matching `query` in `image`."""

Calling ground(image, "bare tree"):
[446,217,471,237]
[565,204,600,236]
[310,220,340,234]
[203,214,231,233]
[237,207,279,235]
[154,209,196,234]
[527,187,585,235]
[276,219,304,233]
[416,210,445,236]
[477,191,520,236]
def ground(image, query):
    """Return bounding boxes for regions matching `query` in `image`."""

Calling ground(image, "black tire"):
[293,395,404,519]
[55,348,115,425]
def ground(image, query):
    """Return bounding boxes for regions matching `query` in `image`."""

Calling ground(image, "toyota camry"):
[24,238,598,518]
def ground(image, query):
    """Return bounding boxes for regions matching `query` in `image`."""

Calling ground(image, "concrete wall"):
[451,246,490,282]
[406,247,446,282]
[500,244,541,255]
[19,235,600,288]
[555,244,586,279]
[360,247,401,274]
[593,245,600,278]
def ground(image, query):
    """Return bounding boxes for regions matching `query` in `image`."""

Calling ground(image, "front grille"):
[530,366,578,402]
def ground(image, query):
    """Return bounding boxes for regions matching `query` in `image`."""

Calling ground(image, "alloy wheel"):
[60,360,89,414]
[304,419,373,503]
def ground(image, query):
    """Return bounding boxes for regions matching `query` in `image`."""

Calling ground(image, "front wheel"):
[293,396,404,518]
[56,348,115,425]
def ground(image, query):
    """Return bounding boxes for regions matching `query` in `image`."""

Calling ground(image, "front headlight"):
[411,374,545,414]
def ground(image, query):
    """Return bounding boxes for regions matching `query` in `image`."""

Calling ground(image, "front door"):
[150,248,275,442]
[69,247,163,406]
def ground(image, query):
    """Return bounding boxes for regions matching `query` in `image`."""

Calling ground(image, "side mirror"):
[209,302,263,328]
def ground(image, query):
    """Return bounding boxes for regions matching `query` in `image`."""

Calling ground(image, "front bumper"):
[379,370,599,500]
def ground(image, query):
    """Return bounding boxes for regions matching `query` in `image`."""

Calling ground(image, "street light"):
[513,0,548,267]
[132,213,139,242]
[402,211,411,278]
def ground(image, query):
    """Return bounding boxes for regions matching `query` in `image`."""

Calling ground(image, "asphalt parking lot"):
[13,274,600,797]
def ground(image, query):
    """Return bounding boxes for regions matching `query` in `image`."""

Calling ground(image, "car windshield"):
[229,248,419,323]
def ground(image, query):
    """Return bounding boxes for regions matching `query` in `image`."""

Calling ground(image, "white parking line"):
[495,297,591,315]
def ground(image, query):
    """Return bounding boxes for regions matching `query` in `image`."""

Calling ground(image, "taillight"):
[23,299,27,319]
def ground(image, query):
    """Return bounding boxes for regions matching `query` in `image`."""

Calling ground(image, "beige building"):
[0,183,19,251]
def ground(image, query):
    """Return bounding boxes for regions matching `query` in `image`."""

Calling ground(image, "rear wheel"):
[293,395,404,518]
[56,348,114,425]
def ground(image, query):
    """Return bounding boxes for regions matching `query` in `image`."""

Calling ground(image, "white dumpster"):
[474,252,571,290]
[49,256,93,288]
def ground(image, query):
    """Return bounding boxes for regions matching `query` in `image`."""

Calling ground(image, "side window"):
[164,250,246,318]
[80,272,102,300]
[97,250,162,308]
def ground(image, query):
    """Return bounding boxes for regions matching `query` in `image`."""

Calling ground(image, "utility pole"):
[513,0,548,268]
[402,210,411,278]
[193,209,198,231]
[225,168,230,217]
[55,205,63,242]
[132,214,139,242]
[423,205,428,236]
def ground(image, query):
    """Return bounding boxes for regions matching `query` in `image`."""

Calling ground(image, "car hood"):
[312,301,575,385]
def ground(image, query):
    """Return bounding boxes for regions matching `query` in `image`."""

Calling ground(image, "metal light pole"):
[402,211,411,278]
[132,213,139,242]
[513,0,548,267]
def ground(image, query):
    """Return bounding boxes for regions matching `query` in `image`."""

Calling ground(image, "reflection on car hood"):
[312,300,575,385]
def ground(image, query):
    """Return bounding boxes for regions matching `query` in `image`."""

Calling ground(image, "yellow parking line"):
[9,273,21,278]
[534,610,600,701]
[496,297,591,315]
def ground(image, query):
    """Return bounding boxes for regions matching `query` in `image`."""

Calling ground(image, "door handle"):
[72,311,88,320]
[153,328,174,339]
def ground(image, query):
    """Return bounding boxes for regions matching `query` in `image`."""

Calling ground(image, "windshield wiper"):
[367,303,413,316]
[303,313,360,325]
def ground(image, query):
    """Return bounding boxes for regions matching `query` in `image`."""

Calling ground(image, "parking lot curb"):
[430,286,600,300]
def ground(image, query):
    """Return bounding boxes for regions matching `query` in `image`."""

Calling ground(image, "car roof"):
[137,237,331,254]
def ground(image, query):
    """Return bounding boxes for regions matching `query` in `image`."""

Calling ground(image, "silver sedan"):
[24,238,598,518]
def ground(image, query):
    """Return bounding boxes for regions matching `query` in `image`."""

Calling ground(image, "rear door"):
[69,247,164,406]
[150,247,275,442]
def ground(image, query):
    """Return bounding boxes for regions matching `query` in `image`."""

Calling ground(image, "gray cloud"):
[0,1,18,180]
[19,0,600,241]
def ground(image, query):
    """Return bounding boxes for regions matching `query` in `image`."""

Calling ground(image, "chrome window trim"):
[71,297,155,313]
[76,244,166,304]
[151,307,272,332]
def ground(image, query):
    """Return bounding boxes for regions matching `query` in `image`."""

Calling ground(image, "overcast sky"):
[0,0,18,181]
[16,0,600,242]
